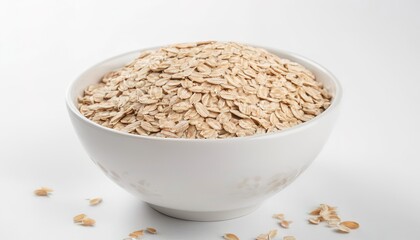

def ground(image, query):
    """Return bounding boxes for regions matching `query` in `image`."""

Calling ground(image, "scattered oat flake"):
[340,221,359,229]
[34,187,53,196]
[89,197,102,206]
[81,217,96,226]
[268,229,277,239]
[224,233,240,240]
[273,213,285,220]
[337,224,350,233]
[256,229,277,240]
[146,227,157,234]
[73,213,86,223]
[280,220,292,228]
[328,215,341,221]
[309,208,321,215]
[129,230,144,238]
[327,218,341,227]
[256,233,269,240]
[283,236,296,240]
[308,217,320,224]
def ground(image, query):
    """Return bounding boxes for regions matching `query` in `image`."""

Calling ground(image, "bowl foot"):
[148,204,260,221]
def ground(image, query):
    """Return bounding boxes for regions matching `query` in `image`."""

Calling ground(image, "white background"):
[1,0,419,239]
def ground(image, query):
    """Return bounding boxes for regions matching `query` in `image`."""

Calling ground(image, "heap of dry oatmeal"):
[78,41,331,139]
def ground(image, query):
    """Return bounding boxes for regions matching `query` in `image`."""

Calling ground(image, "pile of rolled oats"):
[78,41,332,139]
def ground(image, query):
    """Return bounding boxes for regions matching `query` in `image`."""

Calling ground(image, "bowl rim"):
[66,45,342,142]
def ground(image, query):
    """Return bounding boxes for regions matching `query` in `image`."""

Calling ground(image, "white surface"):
[0,0,419,239]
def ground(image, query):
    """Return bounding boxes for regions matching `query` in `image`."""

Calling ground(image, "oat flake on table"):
[78,41,331,139]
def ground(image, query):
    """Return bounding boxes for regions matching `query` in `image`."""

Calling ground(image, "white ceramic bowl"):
[66,47,342,221]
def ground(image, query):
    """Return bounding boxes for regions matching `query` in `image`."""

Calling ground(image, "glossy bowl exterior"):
[66,47,342,221]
